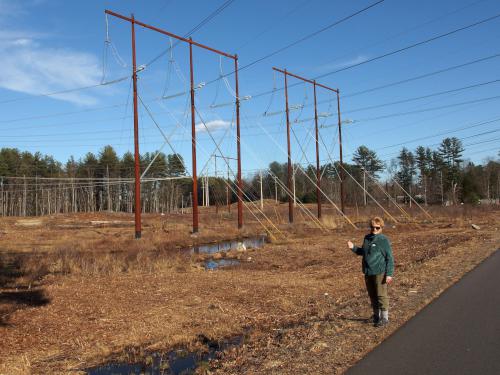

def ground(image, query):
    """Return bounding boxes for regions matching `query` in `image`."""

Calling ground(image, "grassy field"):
[0,203,498,374]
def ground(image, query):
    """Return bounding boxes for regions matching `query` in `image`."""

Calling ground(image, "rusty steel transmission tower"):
[272,67,345,222]
[105,10,244,236]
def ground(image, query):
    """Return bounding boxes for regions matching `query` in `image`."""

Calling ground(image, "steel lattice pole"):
[131,14,142,239]
[189,39,199,233]
[284,70,293,223]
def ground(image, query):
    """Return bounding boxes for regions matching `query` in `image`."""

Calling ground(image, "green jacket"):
[352,233,394,276]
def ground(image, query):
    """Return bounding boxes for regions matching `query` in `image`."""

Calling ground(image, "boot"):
[375,310,389,327]
[371,309,380,325]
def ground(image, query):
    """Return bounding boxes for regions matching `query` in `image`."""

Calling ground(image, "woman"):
[347,217,394,327]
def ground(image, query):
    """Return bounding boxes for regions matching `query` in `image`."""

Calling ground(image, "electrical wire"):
[344,78,500,114]
[0,76,129,106]
[206,0,385,84]
[4,104,499,147]
[345,52,500,98]
[313,0,489,80]
[377,133,500,161]
[355,94,500,123]
[236,0,313,51]
[143,0,238,68]
[315,12,500,80]
[3,55,499,131]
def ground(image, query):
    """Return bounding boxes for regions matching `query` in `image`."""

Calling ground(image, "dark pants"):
[365,274,389,312]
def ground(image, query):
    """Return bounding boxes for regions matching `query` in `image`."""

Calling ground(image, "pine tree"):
[166,153,186,177]
[439,137,464,204]
[352,145,384,178]
[415,146,432,204]
[396,147,416,200]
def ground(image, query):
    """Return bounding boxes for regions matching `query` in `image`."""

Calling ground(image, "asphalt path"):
[346,249,500,375]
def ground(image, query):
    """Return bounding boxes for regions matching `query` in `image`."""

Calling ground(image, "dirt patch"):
[0,206,498,374]
[14,219,43,227]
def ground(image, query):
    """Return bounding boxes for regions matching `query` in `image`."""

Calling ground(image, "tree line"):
[0,146,189,216]
[248,137,498,207]
[0,137,498,216]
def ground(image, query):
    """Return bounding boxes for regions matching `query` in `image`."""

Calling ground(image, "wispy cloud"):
[195,120,231,133]
[0,29,49,44]
[314,55,369,73]
[0,38,102,105]
[0,1,102,106]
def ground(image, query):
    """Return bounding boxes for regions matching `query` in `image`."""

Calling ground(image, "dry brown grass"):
[0,204,498,374]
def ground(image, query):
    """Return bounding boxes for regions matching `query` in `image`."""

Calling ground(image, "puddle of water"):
[190,235,266,255]
[205,259,240,270]
[86,336,243,375]
[191,235,266,270]
[86,351,198,375]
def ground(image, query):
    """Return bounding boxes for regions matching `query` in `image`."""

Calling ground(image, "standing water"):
[85,335,244,374]
[189,235,267,255]
[189,235,266,270]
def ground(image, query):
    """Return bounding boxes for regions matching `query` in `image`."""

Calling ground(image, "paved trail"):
[346,249,500,375]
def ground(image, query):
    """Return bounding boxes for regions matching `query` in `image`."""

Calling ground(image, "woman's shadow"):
[338,315,372,323]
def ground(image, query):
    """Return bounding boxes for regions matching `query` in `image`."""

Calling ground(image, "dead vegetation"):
[0,204,498,374]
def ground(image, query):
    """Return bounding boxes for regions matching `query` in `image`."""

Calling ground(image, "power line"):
[378,128,500,155]
[377,134,500,160]
[1,3,496,117]
[344,78,500,114]
[235,0,313,51]
[315,12,500,80]
[143,0,237,68]
[0,102,127,124]
[249,15,500,100]
[227,71,500,126]
[341,113,500,159]
[3,78,500,142]
[356,94,500,123]
[201,0,384,87]
[463,136,500,148]
[0,76,129,106]
[4,9,500,171]
[184,0,237,37]
[0,95,492,162]
[0,3,235,108]
[344,53,500,98]
[464,146,499,157]
[235,0,385,74]
[0,128,135,138]
[375,117,500,151]
[243,78,500,125]
[3,49,498,128]
[314,0,489,79]
[3,91,500,143]
[2,131,496,179]
[0,70,493,129]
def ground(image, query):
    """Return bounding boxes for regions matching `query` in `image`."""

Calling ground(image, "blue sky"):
[0,0,499,179]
